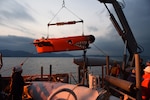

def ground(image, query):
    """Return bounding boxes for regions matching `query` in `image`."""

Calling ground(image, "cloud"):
[0,35,35,52]
[0,22,36,36]
[0,0,149,59]
[0,0,35,22]
[123,0,150,57]
[0,0,37,37]
[87,26,99,32]
[92,0,150,58]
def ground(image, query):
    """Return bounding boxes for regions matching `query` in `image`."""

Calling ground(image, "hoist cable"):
[48,7,64,25]
[47,0,84,37]
[48,0,83,24]
[0,50,35,73]
[104,3,111,15]
[93,43,108,57]
[63,6,83,21]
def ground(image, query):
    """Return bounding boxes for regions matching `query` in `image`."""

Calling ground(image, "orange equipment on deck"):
[33,35,95,53]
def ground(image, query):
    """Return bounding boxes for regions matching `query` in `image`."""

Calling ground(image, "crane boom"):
[98,0,138,61]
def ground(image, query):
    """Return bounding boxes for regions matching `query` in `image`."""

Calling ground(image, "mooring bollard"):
[49,65,52,81]
[41,66,43,80]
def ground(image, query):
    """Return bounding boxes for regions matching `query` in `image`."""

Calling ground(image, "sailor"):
[146,60,150,66]
[110,61,120,77]
[127,68,136,84]
[141,66,150,100]
[9,65,24,100]
[126,68,137,97]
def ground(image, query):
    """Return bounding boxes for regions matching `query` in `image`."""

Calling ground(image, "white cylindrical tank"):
[89,74,100,89]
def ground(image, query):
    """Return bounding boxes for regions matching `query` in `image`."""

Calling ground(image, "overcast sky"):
[0,0,150,59]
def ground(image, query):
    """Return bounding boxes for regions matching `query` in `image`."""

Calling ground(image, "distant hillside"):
[0,50,74,57]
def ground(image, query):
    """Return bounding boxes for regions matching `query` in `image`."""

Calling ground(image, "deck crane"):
[98,0,143,67]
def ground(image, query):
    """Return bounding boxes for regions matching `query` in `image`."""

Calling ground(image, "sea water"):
[0,57,102,82]
[0,57,77,76]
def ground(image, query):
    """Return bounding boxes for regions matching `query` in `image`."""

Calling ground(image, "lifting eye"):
[68,40,72,44]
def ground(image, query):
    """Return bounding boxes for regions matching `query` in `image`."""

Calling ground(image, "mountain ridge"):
[0,49,75,57]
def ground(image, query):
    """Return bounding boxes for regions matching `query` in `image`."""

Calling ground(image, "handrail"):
[0,53,3,70]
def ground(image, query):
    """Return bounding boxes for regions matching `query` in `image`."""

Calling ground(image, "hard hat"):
[14,66,22,72]
[144,66,150,73]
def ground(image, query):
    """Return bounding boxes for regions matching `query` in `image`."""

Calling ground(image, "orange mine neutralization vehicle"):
[33,35,95,53]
